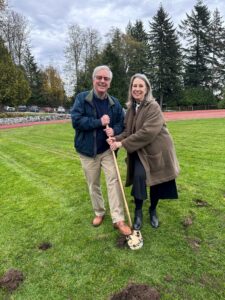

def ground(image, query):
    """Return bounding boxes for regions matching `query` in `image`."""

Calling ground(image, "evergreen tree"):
[126,20,149,76]
[14,65,31,105]
[209,9,225,97]
[179,0,211,88]
[23,46,44,105]
[149,5,182,107]
[0,38,30,106]
[100,42,128,106]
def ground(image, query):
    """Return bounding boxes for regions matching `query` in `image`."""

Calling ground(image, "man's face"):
[93,69,111,97]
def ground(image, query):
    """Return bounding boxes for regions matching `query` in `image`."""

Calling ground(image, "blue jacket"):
[71,90,124,157]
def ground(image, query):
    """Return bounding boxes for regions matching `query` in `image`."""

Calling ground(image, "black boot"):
[133,209,143,230]
[149,209,159,228]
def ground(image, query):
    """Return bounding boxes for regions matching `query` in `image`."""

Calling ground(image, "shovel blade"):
[126,230,143,250]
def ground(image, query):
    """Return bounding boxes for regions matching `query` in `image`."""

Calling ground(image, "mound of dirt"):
[182,216,193,227]
[38,242,52,250]
[0,269,24,292]
[110,283,160,300]
[193,199,209,207]
[116,235,128,249]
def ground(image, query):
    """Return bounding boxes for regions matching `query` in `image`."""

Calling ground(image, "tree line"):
[0,0,67,109]
[1,0,225,109]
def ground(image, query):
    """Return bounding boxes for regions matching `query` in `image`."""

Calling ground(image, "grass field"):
[0,119,225,300]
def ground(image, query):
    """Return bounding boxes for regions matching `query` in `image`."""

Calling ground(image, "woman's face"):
[131,78,147,102]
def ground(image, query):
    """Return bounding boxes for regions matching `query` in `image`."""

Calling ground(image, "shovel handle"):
[106,126,132,228]
[111,150,132,227]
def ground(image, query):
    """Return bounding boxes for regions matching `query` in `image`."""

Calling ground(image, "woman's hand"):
[110,141,122,151]
[106,137,115,145]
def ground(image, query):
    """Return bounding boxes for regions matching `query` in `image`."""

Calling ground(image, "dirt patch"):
[182,216,193,228]
[0,269,24,292]
[38,242,52,250]
[187,237,201,250]
[164,275,173,282]
[193,199,209,207]
[110,283,160,300]
[116,235,128,249]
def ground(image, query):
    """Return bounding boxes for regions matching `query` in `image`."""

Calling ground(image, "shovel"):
[111,147,143,250]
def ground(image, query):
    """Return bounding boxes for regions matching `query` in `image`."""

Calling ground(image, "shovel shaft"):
[111,149,132,228]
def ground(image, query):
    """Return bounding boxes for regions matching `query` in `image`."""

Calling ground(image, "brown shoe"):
[92,215,104,227]
[114,221,132,236]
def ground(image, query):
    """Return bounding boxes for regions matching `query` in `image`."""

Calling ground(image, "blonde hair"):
[126,73,155,108]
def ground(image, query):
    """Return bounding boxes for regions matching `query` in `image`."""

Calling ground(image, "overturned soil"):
[38,242,52,250]
[110,283,160,300]
[116,235,128,249]
[182,216,193,228]
[0,269,24,292]
[193,199,209,207]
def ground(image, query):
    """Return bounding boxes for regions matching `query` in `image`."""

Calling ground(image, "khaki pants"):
[79,149,125,223]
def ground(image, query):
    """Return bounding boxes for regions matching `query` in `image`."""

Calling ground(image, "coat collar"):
[85,89,115,106]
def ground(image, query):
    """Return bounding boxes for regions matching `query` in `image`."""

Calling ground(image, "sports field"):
[0,117,224,299]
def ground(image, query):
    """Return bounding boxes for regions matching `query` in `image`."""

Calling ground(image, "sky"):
[8,0,225,93]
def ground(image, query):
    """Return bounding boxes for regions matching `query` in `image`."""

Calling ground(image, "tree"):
[65,24,101,94]
[0,0,6,10]
[0,9,29,65]
[98,28,129,105]
[179,0,211,88]
[23,46,44,105]
[0,38,30,106]
[180,86,216,106]
[14,65,31,105]
[75,27,102,95]
[41,66,66,107]
[126,20,149,76]
[208,9,225,97]
[149,5,182,107]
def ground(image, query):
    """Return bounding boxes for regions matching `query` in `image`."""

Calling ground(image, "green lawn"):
[0,119,224,300]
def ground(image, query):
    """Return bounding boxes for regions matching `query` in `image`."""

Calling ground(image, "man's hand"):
[101,114,110,126]
[104,126,114,137]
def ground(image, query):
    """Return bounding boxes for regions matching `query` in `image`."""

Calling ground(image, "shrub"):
[179,87,216,106]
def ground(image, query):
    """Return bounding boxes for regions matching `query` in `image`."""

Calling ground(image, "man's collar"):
[93,89,108,100]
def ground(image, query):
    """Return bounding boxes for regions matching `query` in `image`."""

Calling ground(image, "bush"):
[179,87,216,106]
[218,99,225,109]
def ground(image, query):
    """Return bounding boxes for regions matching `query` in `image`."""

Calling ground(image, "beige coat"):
[115,99,180,187]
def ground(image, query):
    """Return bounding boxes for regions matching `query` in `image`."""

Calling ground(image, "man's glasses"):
[95,75,111,82]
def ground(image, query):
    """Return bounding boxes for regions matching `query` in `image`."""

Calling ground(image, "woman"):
[108,73,180,230]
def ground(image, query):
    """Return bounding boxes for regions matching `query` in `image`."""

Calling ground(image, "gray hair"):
[126,73,155,108]
[92,65,113,81]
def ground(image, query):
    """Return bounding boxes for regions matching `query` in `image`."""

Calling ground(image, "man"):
[71,65,131,236]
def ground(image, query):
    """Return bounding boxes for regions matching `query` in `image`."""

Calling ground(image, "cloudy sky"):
[8,0,225,91]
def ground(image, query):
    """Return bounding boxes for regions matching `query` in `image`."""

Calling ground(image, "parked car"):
[4,106,16,112]
[43,107,54,113]
[28,105,39,112]
[17,105,27,112]
[57,106,66,113]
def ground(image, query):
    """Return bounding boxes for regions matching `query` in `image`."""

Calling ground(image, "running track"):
[0,109,225,130]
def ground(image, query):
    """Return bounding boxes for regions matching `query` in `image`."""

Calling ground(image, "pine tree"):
[179,0,211,88]
[0,38,30,106]
[23,46,44,105]
[149,4,182,107]
[100,41,128,106]
[209,9,225,97]
[126,20,149,76]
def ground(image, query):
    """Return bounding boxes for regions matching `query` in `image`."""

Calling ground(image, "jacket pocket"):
[145,152,165,172]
